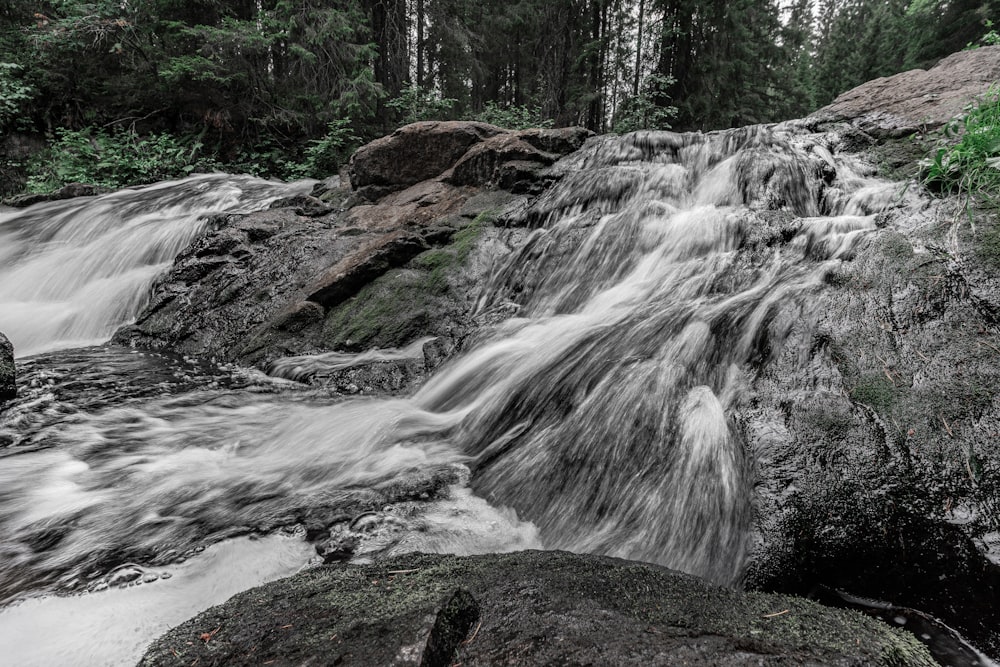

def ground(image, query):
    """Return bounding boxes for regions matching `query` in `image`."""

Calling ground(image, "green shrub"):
[470,102,552,129]
[283,119,360,180]
[0,62,33,132]
[922,85,1000,210]
[612,73,678,134]
[386,85,457,125]
[26,128,219,192]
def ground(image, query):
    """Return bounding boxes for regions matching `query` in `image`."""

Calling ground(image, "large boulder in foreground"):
[0,332,14,403]
[139,550,933,667]
[811,45,1000,136]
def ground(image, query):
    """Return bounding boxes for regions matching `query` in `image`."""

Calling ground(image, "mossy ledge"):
[139,550,934,667]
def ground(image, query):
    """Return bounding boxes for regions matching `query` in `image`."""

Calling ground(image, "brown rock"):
[349,121,504,197]
[446,134,558,187]
[4,182,104,208]
[304,231,430,309]
[812,46,1000,136]
[516,126,594,155]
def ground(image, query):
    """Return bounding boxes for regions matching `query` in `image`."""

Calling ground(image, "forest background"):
[1,0,998,195]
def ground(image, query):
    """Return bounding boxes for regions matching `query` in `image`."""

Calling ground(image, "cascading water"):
[0,128,929,665]
[0,174,315,357]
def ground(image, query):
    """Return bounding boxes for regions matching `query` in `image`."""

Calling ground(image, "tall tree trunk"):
[416,0,425,87]
[633,0,645,97]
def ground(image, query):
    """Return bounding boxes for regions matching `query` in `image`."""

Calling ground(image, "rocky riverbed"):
[3,47,1000,667]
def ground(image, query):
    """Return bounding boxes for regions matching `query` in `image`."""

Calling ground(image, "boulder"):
[811,45,1000,136]
[138,550,934,667]
[349,121,505,198]
[446,134,559,188]
[348,122,594,200]
[0,332,13,403]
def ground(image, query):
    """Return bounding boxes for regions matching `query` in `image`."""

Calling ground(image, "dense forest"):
[1,0,999,193]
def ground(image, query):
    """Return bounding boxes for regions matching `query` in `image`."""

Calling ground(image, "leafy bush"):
[26,128,219,193]
[0,62,33,131]
[471,102,552,129]
[922,85,1000,210]
[612,74,678,134]
[966,19,1000,49]
[283,119,360,180]
[386,85,457,125]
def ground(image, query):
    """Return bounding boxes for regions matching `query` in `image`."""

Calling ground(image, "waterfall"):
[0,126,917,665]
[410,125,897,584]
[0,174,314,357]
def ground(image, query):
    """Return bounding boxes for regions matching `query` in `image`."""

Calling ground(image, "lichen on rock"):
[138,551,935,667]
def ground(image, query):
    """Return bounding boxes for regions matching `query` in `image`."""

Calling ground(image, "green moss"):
[878,232,914,260]
[850,374,896,412]
[140,551,937,667]
[322,212,493,351]
[869,134,933,182]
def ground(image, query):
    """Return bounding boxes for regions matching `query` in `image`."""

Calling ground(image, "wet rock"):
[0,331,15,403]
[138,551,935,667]
[116,119,590,372]
[349,121,504,196]
[3,182,104,208]
[267,194,334,217]
[446,133,559,187]
[743,181,1000,654]
[107,565,143,587]
[349,122,592,201]
[811,45,1000,136]
[310,175,342,202]
[517,126,594,155]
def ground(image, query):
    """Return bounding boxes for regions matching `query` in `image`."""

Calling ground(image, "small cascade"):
[410,125,899,585]
[0,126,942,664]
[0,174,313,357]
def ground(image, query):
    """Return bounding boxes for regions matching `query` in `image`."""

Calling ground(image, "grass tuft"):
[922,85,1000,212]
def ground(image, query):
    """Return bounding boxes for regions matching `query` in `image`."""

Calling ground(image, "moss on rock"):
[322,212,492,351]
[139,550,935,667]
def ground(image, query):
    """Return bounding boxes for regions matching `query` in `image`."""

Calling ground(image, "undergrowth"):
[922,84,1000,211]
[26,128,219,192]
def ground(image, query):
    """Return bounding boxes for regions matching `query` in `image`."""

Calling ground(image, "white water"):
[0,174,313,357]
[0,128,920,663]
[0,535,315,667]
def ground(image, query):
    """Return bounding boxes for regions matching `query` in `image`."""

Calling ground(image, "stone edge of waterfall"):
[110,123,592,371]
[137,550,936,667]
[0,332,15,404]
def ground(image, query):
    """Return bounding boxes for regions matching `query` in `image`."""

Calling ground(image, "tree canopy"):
[1,0,998,192]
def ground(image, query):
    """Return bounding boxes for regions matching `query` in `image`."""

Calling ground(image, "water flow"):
[0,126,909,663]
[0,174,313,357]
[411,126,896,584]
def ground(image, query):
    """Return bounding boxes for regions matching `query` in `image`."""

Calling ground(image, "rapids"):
[0,129,990,665]
[0,175,315,357]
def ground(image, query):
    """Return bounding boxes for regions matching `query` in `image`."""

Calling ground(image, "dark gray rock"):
[138,550,934,667]
[3,182,104,208]
[113,181,521,371]
[737,134,1000,655]
[0,331,14,403]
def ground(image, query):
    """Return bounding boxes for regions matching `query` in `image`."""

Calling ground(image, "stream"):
[0,134,997,666]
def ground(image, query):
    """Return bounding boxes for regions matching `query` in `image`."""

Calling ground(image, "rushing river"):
[0,137,994,665]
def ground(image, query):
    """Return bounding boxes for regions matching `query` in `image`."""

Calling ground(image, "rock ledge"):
[139,550,933,667]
